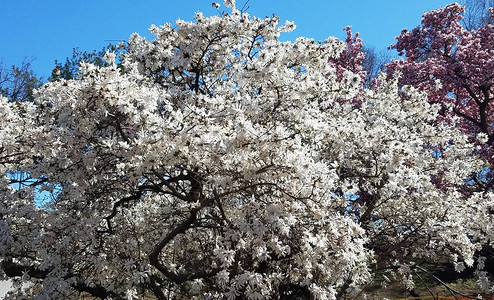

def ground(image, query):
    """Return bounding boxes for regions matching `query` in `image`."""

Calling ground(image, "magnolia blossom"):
[0,3,492,299]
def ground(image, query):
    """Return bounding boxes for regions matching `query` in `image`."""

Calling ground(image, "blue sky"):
[1,0,455,79]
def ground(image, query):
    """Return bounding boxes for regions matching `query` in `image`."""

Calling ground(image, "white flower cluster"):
[0,6,492,300]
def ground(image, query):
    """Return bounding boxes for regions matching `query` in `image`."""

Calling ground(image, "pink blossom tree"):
[387,3,494,191]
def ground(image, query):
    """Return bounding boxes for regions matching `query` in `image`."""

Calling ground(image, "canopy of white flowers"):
[1,2,493,299]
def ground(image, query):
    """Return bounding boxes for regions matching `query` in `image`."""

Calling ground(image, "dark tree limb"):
[148,195,219,285]
[1,259,122,299]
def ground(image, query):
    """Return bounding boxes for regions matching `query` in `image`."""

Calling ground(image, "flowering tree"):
[1,2,493,299]
[387,3,494,191]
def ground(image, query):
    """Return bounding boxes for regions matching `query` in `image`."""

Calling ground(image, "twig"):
[412,267,439,300]
[240,0,250,13]
[415,265,478,299]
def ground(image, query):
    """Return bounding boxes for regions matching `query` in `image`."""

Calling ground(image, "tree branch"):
[148,196,219,284]
[1,259,122,299]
